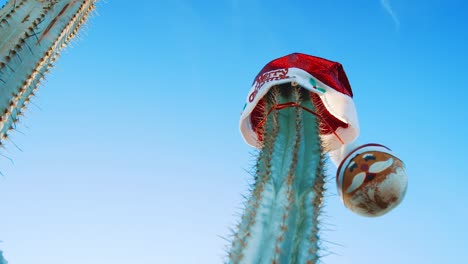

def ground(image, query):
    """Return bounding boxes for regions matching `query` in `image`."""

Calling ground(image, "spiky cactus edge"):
[228,85,326,264]
[0,0,98,261]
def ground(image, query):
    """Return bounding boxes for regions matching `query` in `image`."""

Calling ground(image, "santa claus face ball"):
[337,144,408,217]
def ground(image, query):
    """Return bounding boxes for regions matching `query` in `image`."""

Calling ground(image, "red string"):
[256,102,345,144]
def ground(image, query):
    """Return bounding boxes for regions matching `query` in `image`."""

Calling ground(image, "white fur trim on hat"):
[239,67,359,151]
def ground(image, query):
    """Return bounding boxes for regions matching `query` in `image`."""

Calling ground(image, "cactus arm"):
[0,0,98,261]
[0,0,96,143]
[228,86,325,264]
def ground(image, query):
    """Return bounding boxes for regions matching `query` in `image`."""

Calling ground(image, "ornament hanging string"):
[256,102,345,144]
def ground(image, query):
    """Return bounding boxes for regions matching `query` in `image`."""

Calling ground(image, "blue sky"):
[0,0,467,263]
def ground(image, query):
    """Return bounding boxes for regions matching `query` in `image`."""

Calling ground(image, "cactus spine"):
[228,85,326,264]
[0,0,98,261]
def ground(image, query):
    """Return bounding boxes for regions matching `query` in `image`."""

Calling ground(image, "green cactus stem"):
[0,0,98,260]
[0,0,96,145]
[228,85,326,264]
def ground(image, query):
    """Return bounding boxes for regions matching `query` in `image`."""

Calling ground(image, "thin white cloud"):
[381,0,400,28]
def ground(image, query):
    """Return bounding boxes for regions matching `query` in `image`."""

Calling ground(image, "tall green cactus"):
[0,0,98,261]
[228,85,326,264]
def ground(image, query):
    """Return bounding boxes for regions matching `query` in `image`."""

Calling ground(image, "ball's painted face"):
[341,150,407,217]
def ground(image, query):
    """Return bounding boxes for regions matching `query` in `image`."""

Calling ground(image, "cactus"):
[0,0,96,146]
[228,85,326,264]
[0,0,98,261]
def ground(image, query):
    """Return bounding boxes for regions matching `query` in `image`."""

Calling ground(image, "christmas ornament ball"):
[336,144,408,217]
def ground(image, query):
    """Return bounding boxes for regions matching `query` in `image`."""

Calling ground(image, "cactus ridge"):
[228,86,280,263]
[228,85,326,264]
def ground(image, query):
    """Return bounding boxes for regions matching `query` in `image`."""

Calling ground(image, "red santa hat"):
[240,53,360,151]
